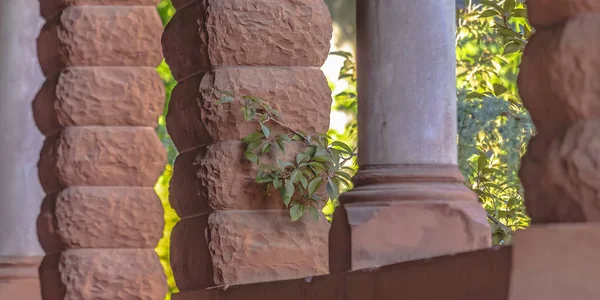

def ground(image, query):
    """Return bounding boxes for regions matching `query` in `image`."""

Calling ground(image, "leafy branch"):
[217,92,356,221]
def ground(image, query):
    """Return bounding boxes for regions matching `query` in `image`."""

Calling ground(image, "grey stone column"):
[329,0,491,272]
[0,0,45,298]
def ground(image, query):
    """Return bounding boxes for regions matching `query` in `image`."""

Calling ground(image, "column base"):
[329,165,491,272]
[0,256,42,300]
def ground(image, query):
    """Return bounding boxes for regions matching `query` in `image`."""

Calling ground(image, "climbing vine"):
[217,92,356,221]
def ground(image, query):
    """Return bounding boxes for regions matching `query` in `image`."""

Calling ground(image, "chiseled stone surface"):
[205,0,332,67]
[166,74,209,152]
[200,68,331,142]
[162,1,209,80]
[527,0,600,27]
[39,249,167,300]
[37,187,164,254]
[38,127,166,193]
[520,121,600,223]
[170,142,324,217]
[518,15,600,133]
[40,0,160,19]
[509,224,600,300]
[171,0,195,9]
[37,6,163,76]
[171,211,329,290]
[33,67,164,136]
[330,200,491,272]
[170,215,213,291]
[167,68,331,148]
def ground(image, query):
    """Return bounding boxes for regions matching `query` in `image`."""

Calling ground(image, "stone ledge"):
[172,247,511,300]
[170,211,329,290]
[33,67,164,136]
[329,200,491,273]
[509,223,600,300]
[37,187,164,254]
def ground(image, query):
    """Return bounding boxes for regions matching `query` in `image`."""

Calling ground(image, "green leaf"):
[281,180,295,207]
[290,204,304,221]
[296,153,310,164]
[308,162,326,173]
[329,51,353,59]
[245,151,259,164]
[261,142,271,154]
[273,178,281,189]
[246,141,262,152]
[279,134,292,143]
[261,124,270,138]
[326,178,339,199]
[290,169,300,183]
[479,10,499,18]
[275,138,286,154]
[243,132,264,144]
[493,84,508,96]
[331,141,353,153]
[308,177,322,196]
[313,155,333,163]
[480,0,503,12]
[512,8,527,18]
[216,94,235,104]
[503,42,521,55]
[503,0,515,13]
[308,206,320,220]
[299,174,308,189]
[478,155,488,171]
[292,134,304,141]
[335,170,353,183]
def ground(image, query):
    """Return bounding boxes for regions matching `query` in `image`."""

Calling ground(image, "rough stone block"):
[166,75,210,152]
[40,0,160,20]
[162,1,209,80]
[169,147,210,217]
[520,120,600,223]
[38,127,166,193]
[170,141,324,217]
[527,0,600,27]
[166,67,331,148]
[33,67,164,136]
[39,249,167,300]
[203,0,332,68]
[329,201,491,272]
[37,187,164,254]
[171,0,195,9]
[170,211,329,289]
[37,6,163,76]
[518,15,600,133]
[508,224,600,300]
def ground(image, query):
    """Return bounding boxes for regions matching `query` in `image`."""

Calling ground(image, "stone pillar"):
[329,0,491,272]
[34,1,167,299]
[163,0,333,293]
[0,1,44,299]
[509,2,600,299]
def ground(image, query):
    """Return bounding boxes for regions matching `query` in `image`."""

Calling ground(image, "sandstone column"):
[34,1,168,299]
[509,2,600,299]
[0,1,45,299]
[163,0,334,294]
[329,0,491,272]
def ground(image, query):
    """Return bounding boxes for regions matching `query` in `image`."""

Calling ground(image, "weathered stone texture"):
[527,0,600,27]
[330,201,491,272]
[38,127,166,193]
[520,121,600,223]
[40,0,160,19]
[37,187,164,254]
[171,211,329,290]
[37,6,163,76]
[39,249,167,300]
[166,74,209,152]
[33,67,164,136]
[167,68,331,149]
[508,224,600,300]
[205,68,331,141]
[171,0,195,9]
[205,0,332,67]
[170,142,324,217]
[162,1,209,80]
[518,15,600,133]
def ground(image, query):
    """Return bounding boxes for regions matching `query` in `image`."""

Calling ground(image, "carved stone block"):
[526,0,600,27]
